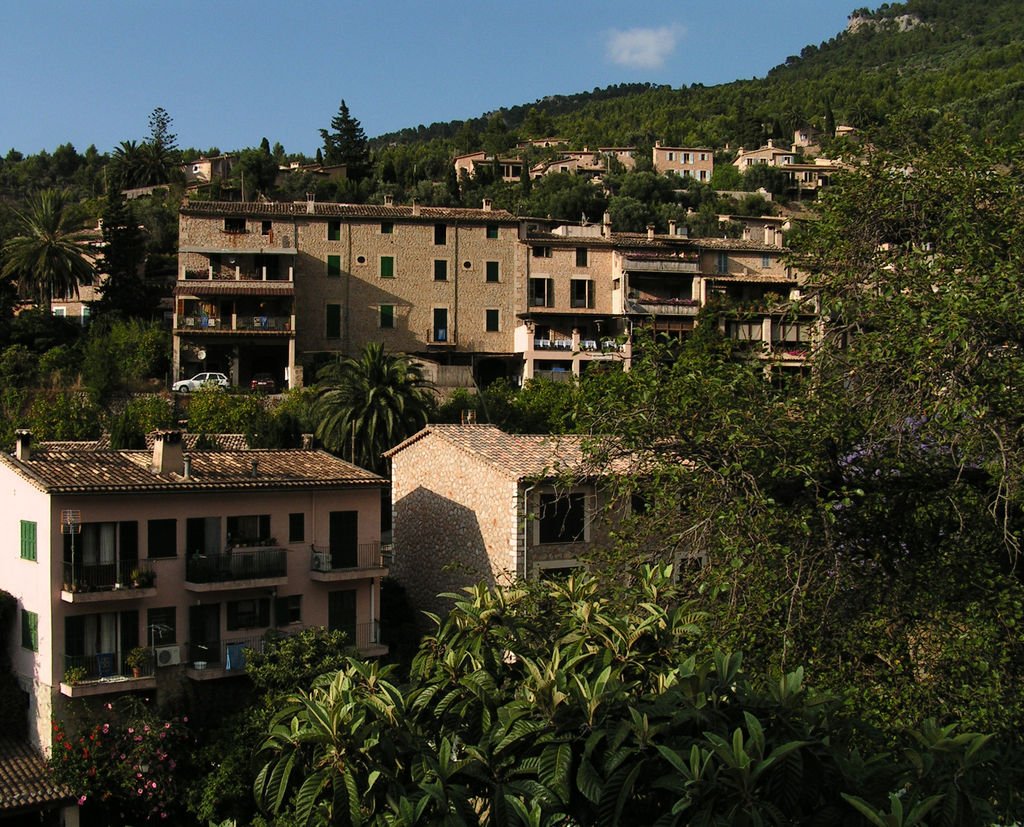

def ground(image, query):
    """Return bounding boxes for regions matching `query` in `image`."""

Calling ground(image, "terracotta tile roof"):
[0,737,74,812]
[386,424,601,479]
[40,434,253,453]
[181,200,518,224]
[1,447,384,494]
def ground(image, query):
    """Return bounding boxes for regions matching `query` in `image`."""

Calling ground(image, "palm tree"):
[313,342,433,473]
[0,190,95,313]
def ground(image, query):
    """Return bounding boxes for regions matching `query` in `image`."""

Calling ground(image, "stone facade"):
[387,425,618,623]
[175,201,522,389]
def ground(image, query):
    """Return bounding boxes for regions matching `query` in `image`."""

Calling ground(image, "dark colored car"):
[250,373,277,393]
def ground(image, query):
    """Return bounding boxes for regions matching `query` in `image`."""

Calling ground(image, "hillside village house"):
[174,195,809,390]
[2,429,388,753]
[651,142,714,180]
[174,197,524,390]
[386,424,623,621]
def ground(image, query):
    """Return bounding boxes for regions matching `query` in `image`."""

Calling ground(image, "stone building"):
[386,424,622,622]
[174,198,523,390]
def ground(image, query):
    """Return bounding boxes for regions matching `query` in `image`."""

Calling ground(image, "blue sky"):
[2,0,859,157]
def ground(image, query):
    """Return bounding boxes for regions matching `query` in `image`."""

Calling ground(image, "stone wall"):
[390,437,520,624]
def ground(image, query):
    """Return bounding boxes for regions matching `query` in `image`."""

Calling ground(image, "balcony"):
[177,314,293,334]
[185,547,288,591]
[628,298,700,316]
[184,634,263,680]
[309,542,391,581]
[427,329,456,346]
[624,255,700,274]
[61,561,156,603]
[60,651,156,697]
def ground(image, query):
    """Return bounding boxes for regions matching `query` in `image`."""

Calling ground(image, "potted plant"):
[125,646,153,678]
[130,567,155,588]
[63,666,87,685]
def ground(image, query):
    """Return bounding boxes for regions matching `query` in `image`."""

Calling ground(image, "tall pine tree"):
[319,99,370,181]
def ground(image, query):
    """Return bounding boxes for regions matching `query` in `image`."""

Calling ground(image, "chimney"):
[251,458,259,478]
[647,225,655,241]
[301,433,315,450]
[668,219,677,236]
[655,140,662,148]
[383,194,394,207]
[306,192,315,214]
[767,139,774,148]
[411,199,420,217]
[482,197,492,211]
[14,430,31,461]
[602,211,611,238]
[743,226,751,241]
[183,456,192,479]
[764,225,773,244]
[152,430,184,476]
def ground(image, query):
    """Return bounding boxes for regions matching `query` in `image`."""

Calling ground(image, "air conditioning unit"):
[155,645,181,667]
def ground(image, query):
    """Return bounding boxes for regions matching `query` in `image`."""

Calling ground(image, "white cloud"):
[606,25,685,69]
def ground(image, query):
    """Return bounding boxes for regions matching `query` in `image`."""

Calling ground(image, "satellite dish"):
[197,349,207,361]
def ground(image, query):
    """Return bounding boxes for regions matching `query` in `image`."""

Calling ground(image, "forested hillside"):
[375,0,1024,151]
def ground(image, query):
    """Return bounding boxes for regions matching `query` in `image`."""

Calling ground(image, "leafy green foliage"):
[25,391,101,440]
[0,189,95,313]
[314,342,433,473]
[185,386,270,436]
[254,567,998,825]
[107,395,174,449]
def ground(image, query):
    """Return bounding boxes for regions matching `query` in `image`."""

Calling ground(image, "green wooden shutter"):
[20,521,36,561]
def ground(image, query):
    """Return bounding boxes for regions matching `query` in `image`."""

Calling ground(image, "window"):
[148,519,176,558]
[327,255,341,277]
[433,308,448,342]
[380,256,394,278]
[381,221,394,234]
[227,514,271,544]
[485,261,499,282]
[571,279,594,309]
[529,278,554,307]
[486,309,499,332]
[379,304,394,329]
[276,595,302,625]
[683,152,692,164]
[667,152,675,161]
[20,520,36,561]
[575,247,588,267]
[434,224,447,245]
[433,260,448,281]
[717,252,729,274]
[52,307,66,317]
[537,492,586,544]
[224,218,246,234]
[532,246,551,258]
[762,254,772,268]
[700,153,708,161]
[261,221,272,236]
[326,304,341,339]
[226,598,270,630]
[21,609,37,652]
[147,607,176,645]
[536,560,581,580]
[327,221,341,241]
[289,513,305,543]
[726,320,763,342]
[486,224,499,239]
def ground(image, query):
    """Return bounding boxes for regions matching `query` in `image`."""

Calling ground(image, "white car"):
[173,372,229,393]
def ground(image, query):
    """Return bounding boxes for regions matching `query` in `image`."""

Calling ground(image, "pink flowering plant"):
[50,697,195,823]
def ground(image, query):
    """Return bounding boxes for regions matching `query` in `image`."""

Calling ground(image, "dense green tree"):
[254,567,998,825]
[313,342,433,473]
[320,99,370,180]
[0,189,95,313]
[90,192,157,319]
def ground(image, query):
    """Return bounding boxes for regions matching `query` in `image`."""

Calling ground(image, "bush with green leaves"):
[254,567,998,825]
[185,386,270,437]
[106,395,174,449]
[25,391,101,441]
